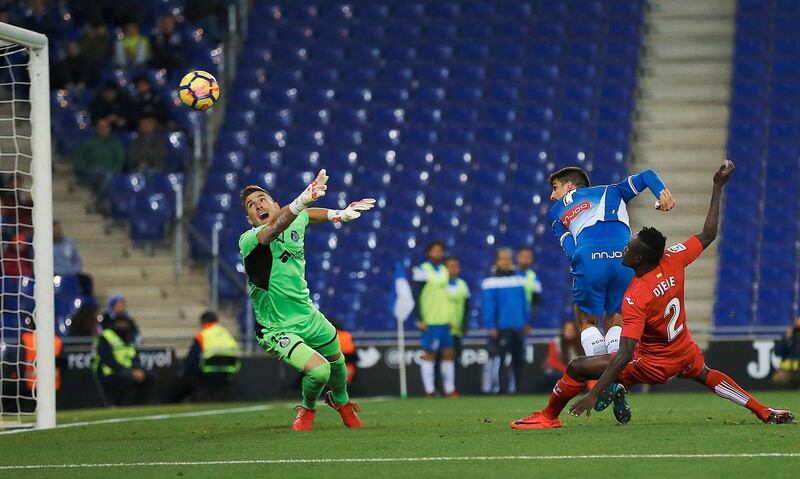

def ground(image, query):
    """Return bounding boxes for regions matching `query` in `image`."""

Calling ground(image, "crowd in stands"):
[2,0,227,228]
[0,1,231,412]
[0,0,229,343]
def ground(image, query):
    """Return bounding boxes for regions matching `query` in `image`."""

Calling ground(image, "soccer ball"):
[178,70,220,111]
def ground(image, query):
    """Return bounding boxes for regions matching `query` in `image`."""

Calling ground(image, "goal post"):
[0,22,55,430]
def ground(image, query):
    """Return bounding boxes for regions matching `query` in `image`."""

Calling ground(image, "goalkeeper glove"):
[327,198,376,223]
[289,169,328,215]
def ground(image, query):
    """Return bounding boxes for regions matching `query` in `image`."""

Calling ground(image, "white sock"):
[605,326,622,354]
[580,327,608,356]
[441,360,455,394]
[421,359,435,395]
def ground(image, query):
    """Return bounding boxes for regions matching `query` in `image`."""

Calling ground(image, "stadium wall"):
[54,340,785,409]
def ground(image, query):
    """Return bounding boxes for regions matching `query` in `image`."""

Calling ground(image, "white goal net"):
[0,23,55,430]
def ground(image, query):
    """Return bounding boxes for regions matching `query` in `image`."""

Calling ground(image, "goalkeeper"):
[238,170,375,431]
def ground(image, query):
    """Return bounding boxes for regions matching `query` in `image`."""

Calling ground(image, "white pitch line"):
[2,453,800,470]
[0,396,392,436]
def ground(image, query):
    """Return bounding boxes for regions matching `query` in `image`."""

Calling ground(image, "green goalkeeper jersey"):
[239,210,316,329]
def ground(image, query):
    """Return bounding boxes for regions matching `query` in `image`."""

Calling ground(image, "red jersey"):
[621,235,705,359]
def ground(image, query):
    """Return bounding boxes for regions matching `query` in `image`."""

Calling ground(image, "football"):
[178,70,220,110]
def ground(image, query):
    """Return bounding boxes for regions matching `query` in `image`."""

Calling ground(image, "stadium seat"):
[129,192,172,242]
[109,173,147,220]
[206,0,649,331]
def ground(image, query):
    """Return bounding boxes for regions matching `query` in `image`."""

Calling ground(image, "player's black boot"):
[594,383,631,424]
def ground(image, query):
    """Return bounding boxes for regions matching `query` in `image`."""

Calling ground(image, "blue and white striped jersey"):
[548,169,667,258]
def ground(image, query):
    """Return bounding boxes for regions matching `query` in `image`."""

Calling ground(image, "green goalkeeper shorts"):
[255,311,340,367]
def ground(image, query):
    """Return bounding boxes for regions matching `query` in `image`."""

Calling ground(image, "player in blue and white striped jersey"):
[547,167,675,357]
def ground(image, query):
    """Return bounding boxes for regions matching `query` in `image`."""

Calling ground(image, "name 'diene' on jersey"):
[653,276,677,298]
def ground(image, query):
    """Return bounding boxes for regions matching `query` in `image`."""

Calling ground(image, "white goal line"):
[2,453,800,470]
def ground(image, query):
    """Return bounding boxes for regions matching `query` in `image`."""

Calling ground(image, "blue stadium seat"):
[165,132,190,172]
[450,64,487,83]
[130,191,172,242]
[461,1,495,18]
[54,274,80,298]
[416,66,450,83]
[109,173,147,219]
[418,45,455,62]
[414,87,446,104]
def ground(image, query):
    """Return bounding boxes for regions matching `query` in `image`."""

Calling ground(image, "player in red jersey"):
[511,160,795,429]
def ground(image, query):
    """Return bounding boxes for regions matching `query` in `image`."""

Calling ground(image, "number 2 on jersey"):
[664,297,684,342]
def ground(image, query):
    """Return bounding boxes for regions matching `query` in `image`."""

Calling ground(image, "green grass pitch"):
[2,392,799,478]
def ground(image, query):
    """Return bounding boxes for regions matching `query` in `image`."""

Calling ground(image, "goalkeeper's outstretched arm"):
[307,198,377,224]
[256,170,328,244]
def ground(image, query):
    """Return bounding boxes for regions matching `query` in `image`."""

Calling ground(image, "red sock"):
[704,369,768,420]
[542,374,585,419]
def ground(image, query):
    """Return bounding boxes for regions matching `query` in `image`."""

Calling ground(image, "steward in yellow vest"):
[93,315,152,406]
[169,311,240,403]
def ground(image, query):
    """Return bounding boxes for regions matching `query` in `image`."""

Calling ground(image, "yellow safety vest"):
[414,262,450,325]
[780,358,800,372]
[199,323,241,374]
[93,328,136,377]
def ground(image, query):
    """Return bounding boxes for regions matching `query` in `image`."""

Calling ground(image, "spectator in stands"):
[444,256,470,378]
[67,0,145,27]
[1,234,33,278]
[0,174,34,236]
[482,248,529,394]
[79,18,111,72]
[413,240,458,398]
[168,311,240,403]
[543,320,581,389]
[516,247,543,322]
[101,294,141,347]
[185,0,227,44]
[114,21,151,67]
[53,220,94,296]
[130,77,173,129]
[129,117,167,172]
[21,0,58,40]
[51,41,95,90]
[93,314,152,406]
[772,316,800,389]
[90,83,129,130]
[151,15,185,71]
[71,118,125,193]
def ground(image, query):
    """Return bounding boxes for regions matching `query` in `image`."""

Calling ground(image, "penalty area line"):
[2,453,800,470]
[0,396,393,436]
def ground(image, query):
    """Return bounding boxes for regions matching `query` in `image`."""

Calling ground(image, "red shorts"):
[618,342,706,388]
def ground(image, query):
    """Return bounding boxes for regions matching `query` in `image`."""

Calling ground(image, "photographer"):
[772,317,800,389]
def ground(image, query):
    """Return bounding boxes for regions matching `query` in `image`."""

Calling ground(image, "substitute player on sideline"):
[239,170,376,431]
[512,161,795,429]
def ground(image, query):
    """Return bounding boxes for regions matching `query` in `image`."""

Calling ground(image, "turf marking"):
[2,453,800,470]
[0,396,392,436]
